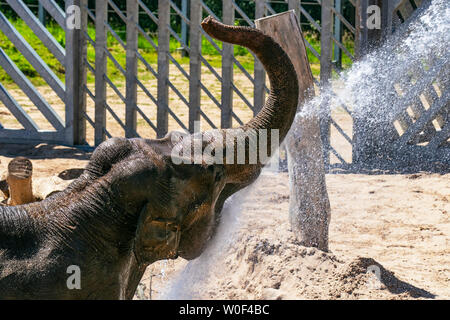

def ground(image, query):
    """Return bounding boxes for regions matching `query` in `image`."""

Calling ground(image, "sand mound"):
[160,230,435,300]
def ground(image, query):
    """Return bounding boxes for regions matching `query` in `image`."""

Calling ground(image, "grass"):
[0,19,354,87]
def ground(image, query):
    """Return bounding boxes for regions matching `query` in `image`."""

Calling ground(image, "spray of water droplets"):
[296,0,449,128]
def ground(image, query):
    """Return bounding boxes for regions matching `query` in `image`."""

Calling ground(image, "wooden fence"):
[0,0,447,171]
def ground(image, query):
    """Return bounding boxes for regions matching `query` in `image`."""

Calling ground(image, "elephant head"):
[155,17,300,260]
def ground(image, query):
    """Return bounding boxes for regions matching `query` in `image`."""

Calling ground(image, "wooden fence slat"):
[0,47,64,131]
[253,0,265,116]
[221,0,234,128]
[395,89,450,148]
[428,120,450,151]
[189,0,202,132]
[320,0,333,168]
[125,0,139,138]
[95,0,107,145]
[65,0,87,145]
[0,10,65,102]
[40,0,66,30]
[0,82,39,131]
[6,0,65,65]
[0,129,62,144]
[157,0,170,138]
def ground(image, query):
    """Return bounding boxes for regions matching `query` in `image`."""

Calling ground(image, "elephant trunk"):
[201,17,299,166]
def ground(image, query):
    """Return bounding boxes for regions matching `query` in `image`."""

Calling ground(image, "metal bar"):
[0,10,65,102]
[95,0,107,145]
[0,82,39,131]
[189,0,201,132]
[157,0,170,137]
[254,0,265,116]
[0,48,64,131]
[221,0,234,128]
[126,0,139,138]
[6,0,65,65]
[40,0,66,30]
[65,0,87,145]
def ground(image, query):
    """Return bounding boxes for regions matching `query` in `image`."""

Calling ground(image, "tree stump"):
[256,11,331,251]
[7,157,34,205]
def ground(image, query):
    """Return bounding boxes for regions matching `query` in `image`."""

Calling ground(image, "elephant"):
[0,16,299,299]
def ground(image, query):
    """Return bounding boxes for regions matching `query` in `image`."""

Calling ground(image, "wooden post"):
[189,0,202,132]
[157,0,170,138]
[333,0,342,69]
[126,0,138,138]
[320,0,333,169]
[180,0,188,57]
[253,0,265,115]
[65,0,87,145]
[256,11,331,251]
[95,0,107,145]
[7,157,34,205]
[221,0,234,128]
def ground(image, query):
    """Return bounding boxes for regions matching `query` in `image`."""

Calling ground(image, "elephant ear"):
[133,202,180,265]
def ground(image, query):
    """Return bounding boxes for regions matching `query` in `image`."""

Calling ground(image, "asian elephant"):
[0,16,299,299]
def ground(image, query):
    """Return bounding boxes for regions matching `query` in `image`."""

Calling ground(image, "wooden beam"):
[65,0,87,145]
[157,0,170,137]
[189,0,202,132]
[221,0,234,128]
[253,0,266,116]
[256,10,331,251]
[125,0,139,138]
[95,0,107,145]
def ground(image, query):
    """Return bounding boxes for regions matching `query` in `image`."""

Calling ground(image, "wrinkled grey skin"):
[0,17,299,299]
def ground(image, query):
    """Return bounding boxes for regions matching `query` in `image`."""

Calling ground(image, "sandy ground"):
[0,143,448,299]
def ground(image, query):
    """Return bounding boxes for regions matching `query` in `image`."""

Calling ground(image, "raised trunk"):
[201,17,299,163]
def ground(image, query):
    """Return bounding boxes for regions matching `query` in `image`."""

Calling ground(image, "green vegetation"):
[0,19,354,87]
